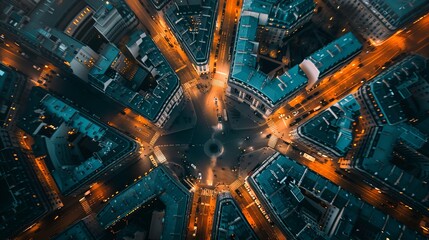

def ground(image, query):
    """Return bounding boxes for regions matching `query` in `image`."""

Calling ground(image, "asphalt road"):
[2,1,429,239]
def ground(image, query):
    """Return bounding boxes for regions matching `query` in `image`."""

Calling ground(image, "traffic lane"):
[234,185,284,240]
[0,44,44,79]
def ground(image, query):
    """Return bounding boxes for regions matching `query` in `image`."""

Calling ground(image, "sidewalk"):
[225,98,267,130]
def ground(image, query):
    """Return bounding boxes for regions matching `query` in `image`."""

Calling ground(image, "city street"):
[1,1,429,239]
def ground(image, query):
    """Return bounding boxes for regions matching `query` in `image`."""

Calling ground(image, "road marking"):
[150,132,161,145]
[267,119,278,133]
[79,197,92,214]
[229,179,243,191]
[153,147,167,163]
[175,65,187,73]
[245,202,255,209]
[216,71,228,76]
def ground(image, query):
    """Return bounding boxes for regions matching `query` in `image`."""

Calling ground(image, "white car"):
[32,65,41,71]
[292,110,299,116]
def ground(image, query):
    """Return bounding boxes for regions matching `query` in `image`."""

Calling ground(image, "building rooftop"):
[212,192,258,239]
[268,0,315,28]
[366,55,427,125]
[248,153,425,239]
[97,166,191,239]
[356,124,429,205]
[365,0,429,27]
[298,94,360,156]
[163,0,218,65]
[230,10,361,105]
[230,14,308,105]
[53,220,95,240]
[148,0,171,10]
[0,140,49,238]
[89,44,120,76]
[123,30,181,121]
[307,32,362,77]
[18,87,137,195]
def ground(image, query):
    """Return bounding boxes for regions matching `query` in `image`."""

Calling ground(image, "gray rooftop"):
[355,124,429,205]
[0,147,49,238]
[53,220,95,240]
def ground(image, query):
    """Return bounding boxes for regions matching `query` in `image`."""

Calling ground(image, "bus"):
[302,153,316,162]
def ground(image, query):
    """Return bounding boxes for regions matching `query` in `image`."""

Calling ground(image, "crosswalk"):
[150,131,161,145]
[267,135,279,148]
[153,147,167,163]
[79,197,92,214]
[267,119,279,134]
[229,179,244,191]
[182,79,197,90]
[200,188,215,197]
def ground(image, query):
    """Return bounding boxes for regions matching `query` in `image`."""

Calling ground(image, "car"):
[320,99,328,106]
[292,110,299,116]
[217,115,222,123]
[32,65,41,71]
[235,189,243,197]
